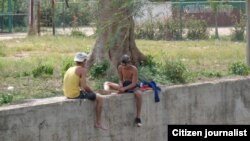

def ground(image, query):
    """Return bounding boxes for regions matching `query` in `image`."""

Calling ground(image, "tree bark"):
[28,0,38,35]
[247,0,250,65]
[87,0,146,76]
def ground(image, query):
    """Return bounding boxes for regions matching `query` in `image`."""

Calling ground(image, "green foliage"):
[13,26,27,32]
[22,71,31,77]
[153,20,169,40]
[0,0,28,29]
[42,2,93,27]
[0,44,6,57]
[32,64,54,78]
[61,57,74,77]
[134,5,155,40]
[231,30,245,41]
[209,0,220,13]
[0,93,13,105]
[200,70,222,78]
[228,61,250,76]
[135,18,183,40]
[90,75,119,91]
[143,55,155,66]
[106,75,119,83]
[71,30,86,37]
[138,66,155,82]
[135,20,155,40]
[0,61,2,70]
[148,0,165,1]
[186,18,208,40]
[0,36,247,104]
[165,18,183,40]
[134,5,183,41]
[89,60,109,78]
[161,59,188,83]
[139,55,174,84]
[231,13,246,41]
[140,55,158,72]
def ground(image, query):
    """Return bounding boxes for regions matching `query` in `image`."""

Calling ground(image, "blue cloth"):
[141,80,161,102]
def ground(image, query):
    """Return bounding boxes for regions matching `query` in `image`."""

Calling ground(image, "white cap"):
[74,52,88,62]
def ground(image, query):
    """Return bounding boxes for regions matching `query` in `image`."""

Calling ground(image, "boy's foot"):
[94,123,108,130]
[135,117,142,127]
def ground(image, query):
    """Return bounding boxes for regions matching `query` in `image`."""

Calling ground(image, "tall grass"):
[0,36,246,104]
[136,40,245,72]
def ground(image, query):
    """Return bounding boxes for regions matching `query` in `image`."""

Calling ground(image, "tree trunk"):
[214,9,219,39]
[51,0,55,35]
[28,0,38,35]
[87,0,146,76]
[247,0,250,66]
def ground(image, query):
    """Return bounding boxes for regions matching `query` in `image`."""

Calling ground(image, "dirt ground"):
[0,27,233,40]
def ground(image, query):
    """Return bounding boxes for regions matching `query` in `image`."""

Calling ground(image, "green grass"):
[137,40,245,72]
[0,36,247,105]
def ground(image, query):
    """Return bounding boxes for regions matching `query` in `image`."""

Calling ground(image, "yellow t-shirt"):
[63,66,80,98]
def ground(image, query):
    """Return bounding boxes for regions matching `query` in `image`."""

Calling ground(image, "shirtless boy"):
[104,54,143,127]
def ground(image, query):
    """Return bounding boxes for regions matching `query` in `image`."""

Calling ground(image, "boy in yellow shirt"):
[63,52,107,130]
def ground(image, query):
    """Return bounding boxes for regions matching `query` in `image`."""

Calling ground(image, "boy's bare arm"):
[118,66,123,86]
[80,68,94,93]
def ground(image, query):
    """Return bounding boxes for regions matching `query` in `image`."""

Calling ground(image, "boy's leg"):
[134,89,142,118]
[95,94,108,130]
[104,81,120,90]
[84,92,107,130]
[134,89,143,127]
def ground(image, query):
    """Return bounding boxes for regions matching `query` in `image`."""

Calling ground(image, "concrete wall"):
[0,77,250,141]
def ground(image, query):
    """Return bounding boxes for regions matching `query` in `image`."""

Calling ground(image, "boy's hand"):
[118,87,125,93]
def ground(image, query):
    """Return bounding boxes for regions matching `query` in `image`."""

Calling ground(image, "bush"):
[186,18,208,40]
[22,71,31,77]
[135,20,155,40]
[159,18,183,40]
[140,55,158,73]
[135,18,183,40]
[106,75,119,83]
[138,66,155,82]
[32,64,54,78]
[41,3,93,27]
[231,31,245,41]
[71,30,86,37]
[61,57,74,77]
[0,93,13,105]
[161,59,188,83]
[89,60,109,78]
[231,13,246,41]
[228,62,250,76]
[153,21,166,40]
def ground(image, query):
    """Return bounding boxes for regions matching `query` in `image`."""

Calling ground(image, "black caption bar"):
[168,125,250,141]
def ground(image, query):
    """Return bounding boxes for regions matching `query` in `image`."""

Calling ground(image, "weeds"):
[231,12,246,41]
[71,30,86,37]
[186,18,209,40]
[0,36,246,105]
[0,93,13,105]
[61,57,74,77]
[89,60,109,78]
[200,70,223,78]
[0,43,6,57]
[161,59,189,83]
[32,64,54,78]
[228,61,250,76]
